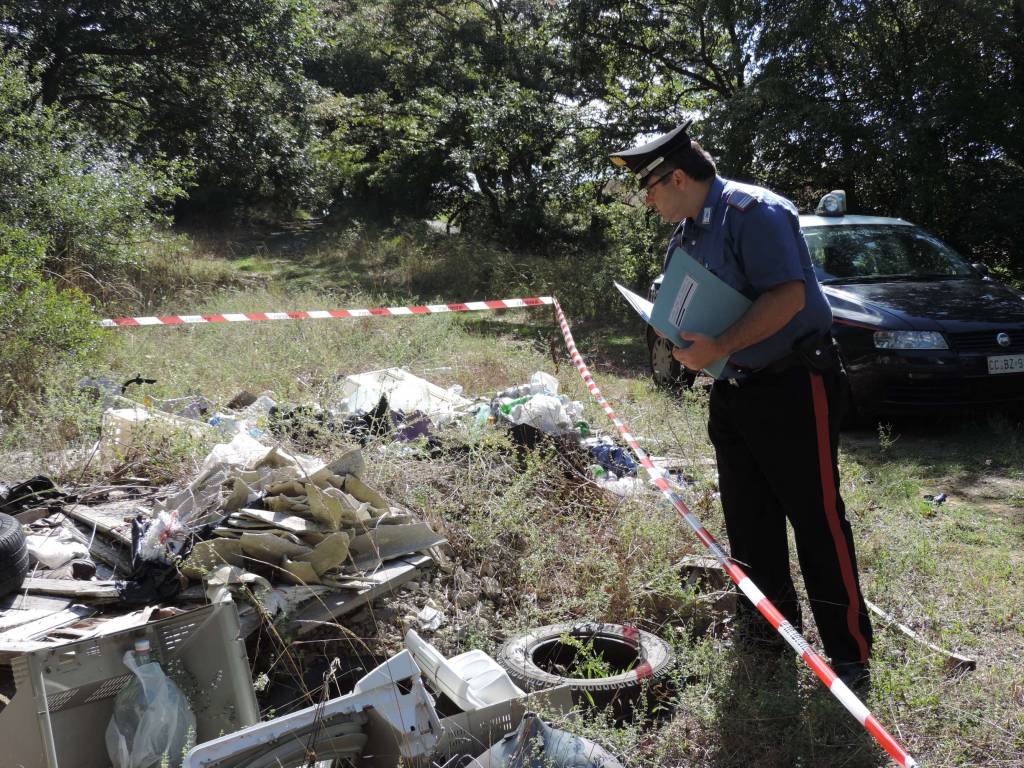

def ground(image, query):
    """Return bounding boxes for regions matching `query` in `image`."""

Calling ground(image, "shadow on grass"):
[842,409,1024,486]
[711,652,879,768]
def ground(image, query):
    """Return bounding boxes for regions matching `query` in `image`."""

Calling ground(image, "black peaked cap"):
[609,120,694,185]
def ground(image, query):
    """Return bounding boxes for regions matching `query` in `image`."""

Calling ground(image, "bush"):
[0,51,189,302]
[0,225,105,412]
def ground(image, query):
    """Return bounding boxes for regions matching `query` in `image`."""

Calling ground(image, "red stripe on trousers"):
[809,372,870,662]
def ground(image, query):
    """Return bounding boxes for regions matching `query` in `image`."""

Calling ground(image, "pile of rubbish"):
[0,596,628,768]
[0,365,675,767]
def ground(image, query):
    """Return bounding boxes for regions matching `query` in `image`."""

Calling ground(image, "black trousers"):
[709,364,873,666]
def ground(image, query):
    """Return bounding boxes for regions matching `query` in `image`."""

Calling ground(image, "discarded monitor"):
[0,600,259,768]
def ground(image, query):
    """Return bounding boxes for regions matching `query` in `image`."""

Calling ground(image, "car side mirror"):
[972,262,989,278]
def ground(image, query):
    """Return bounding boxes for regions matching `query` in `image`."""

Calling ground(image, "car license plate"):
[987,354,1024,374]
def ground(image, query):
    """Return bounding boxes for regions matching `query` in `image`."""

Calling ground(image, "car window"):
[802,225,975,282]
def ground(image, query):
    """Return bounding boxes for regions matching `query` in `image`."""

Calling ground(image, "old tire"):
[496,622,674,714]
[0,512,29,598]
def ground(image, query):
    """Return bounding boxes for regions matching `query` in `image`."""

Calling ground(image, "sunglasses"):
[642,172,673,195]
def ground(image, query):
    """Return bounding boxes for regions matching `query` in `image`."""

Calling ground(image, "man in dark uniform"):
[610,121,873,690]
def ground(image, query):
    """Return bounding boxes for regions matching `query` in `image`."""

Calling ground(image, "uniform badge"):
[725,190,757,211]
[701,207,712,225]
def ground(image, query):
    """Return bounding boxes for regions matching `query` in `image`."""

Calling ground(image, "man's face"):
[643,169,689,223]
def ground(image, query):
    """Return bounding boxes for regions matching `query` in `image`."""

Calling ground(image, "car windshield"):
[803,224,976,283]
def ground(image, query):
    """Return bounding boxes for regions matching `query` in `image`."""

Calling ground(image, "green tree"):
[738,0,1024,271]
[0,51,186,294]
[0,224,104,412]
[312,0,626,245]
[1,0,331,209]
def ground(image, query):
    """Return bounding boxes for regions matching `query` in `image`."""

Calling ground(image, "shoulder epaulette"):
[725,189,759,212]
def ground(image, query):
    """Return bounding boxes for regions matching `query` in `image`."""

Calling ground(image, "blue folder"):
[616,247,751,378]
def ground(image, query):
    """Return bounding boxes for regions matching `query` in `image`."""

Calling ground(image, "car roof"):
[799,214,913,227]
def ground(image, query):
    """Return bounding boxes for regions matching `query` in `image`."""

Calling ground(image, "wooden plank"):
[292,554,432,636]
[0,609,56,633]
[62,500,139,546]
[14,506,57,525]
[81,606,157,639]
[19,578,121,602]
[0,591,74,613]
[0,605,95,642]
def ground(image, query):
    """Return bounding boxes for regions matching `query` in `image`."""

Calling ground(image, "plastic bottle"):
[133,638,151,666]
[106,637,196,768]
[499,396,533,415]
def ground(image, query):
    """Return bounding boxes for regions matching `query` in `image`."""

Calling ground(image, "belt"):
[727,333,838,386]
[733,350,806,377]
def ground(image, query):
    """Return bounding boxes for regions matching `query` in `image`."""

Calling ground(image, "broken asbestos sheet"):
[157,433,445,601]
[0,433,444,655]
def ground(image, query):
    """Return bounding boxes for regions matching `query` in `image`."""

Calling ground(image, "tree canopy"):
[2,0,1021,273]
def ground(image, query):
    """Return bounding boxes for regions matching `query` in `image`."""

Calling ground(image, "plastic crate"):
[0,600,259,768]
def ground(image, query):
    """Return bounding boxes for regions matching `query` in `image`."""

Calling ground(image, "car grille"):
[948,330,1024,354]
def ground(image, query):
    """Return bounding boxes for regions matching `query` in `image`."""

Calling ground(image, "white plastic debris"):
[139,510,188,561]
[506,394,583,435]
[338,368,471,423]
[201,432,270,470]
[594,475,646,498]
[25,529,90,569]
[405,629,525,711]
[183,650,441,767]
[529,371,559,396]
[100,405,211,467]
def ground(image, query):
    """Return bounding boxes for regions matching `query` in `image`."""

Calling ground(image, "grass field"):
[3,220,1022,767]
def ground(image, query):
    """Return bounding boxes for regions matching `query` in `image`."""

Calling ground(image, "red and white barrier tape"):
[550,298,918,768]
[99,296,554,328]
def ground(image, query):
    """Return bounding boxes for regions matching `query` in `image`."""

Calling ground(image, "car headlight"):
[873,330,948,350]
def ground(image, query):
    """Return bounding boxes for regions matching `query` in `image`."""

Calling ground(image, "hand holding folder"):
[616,247,751,378]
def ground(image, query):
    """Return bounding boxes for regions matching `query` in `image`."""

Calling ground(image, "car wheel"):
[496,622,675,715]
[0,512,29,598]
[649,335,696,389]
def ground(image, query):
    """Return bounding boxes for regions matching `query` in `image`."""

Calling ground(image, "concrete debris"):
[481,576,502,600]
